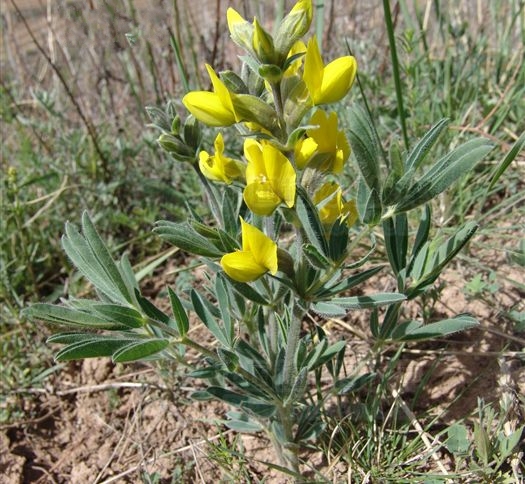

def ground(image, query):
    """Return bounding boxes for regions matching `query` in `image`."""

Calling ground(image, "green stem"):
[382,0,410,151]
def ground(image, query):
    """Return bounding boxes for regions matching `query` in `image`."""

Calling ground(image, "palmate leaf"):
[61,212,132,305]
[397,138,493,212]
[407,221,478,297]
[405,118,450,171]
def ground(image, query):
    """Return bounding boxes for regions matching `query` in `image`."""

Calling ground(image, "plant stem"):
[382,0,410,151]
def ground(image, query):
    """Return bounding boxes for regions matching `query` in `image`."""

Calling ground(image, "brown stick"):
[9,0,112,181]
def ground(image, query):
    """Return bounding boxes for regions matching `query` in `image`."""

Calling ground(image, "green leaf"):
[296,186,328,255]
[224,411,263,432]
[47,332,101,344]
[330,293,406,309]
[62,220,128,305]
[206,387,248,406]
[112,338,170,362]
[393,314,478,341]
[498,427,523,460]
[81,213,132,303]
[241,400,276,418]
[303,244,331,269]
[311,301,347,317]
[335,373,376,395]
[191,289,230,347]
[363,188,382,226]
[347,104,381,192]
[383,213,408,275]
[446,423,470,454]
[328,218,349,261]
[474,423,492,466]
[408,221,478,295]
[315,266,384,298]
[397,139,493,212]
[285,367,308,404]
[135,290,173,326]
[309,340,346,371]
[168,287,189,336]
[55,337,136,361]
[154,221,224,257]
[92,304,144,328]
[224,276,270,305]
[405,118,449,171]
[215,276,234,346]
[24,303,125,330]
[485,132,525,194]
[412,205,431,258]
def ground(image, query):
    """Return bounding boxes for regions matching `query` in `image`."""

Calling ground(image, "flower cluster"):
[180,0,357,283]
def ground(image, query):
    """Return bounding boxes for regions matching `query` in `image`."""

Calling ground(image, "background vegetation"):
[1,0,524,481]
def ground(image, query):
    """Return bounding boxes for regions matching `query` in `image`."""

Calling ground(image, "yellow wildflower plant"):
[182,64,237,127]
[220,218,278,282]
[244,139,297,216]
[303,37,357,105]
[198,133,245,184]
[313,182,358,226]
[294,110,350,173]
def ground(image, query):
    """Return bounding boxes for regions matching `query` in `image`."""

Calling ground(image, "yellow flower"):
[182,64,237,127]
[313,182,358,226]
[220,218,278,282]
[303,37,357,105]
[284,40,307,77]
[199,133,244,184]
[294,110,350,173]
[244,139,296,216]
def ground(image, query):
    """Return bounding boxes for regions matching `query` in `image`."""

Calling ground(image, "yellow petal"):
[284,40,307,77]
[342,199,358,227]
[240,218,278,274]
[244,182,282,216]
[214,132,225,154]
[308,110,337,152]
[182,91,236,127]
[294,137,318,168]
[198,151,221,182]
[226,7,246,32]
[262,144,296,208]
[205,64,237,120]
[337,130,351,162]
[244,139,265,184]
[314,182,341,225]
[220,251,267,282]
[317,56,357,104]
[303,37,323,101]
